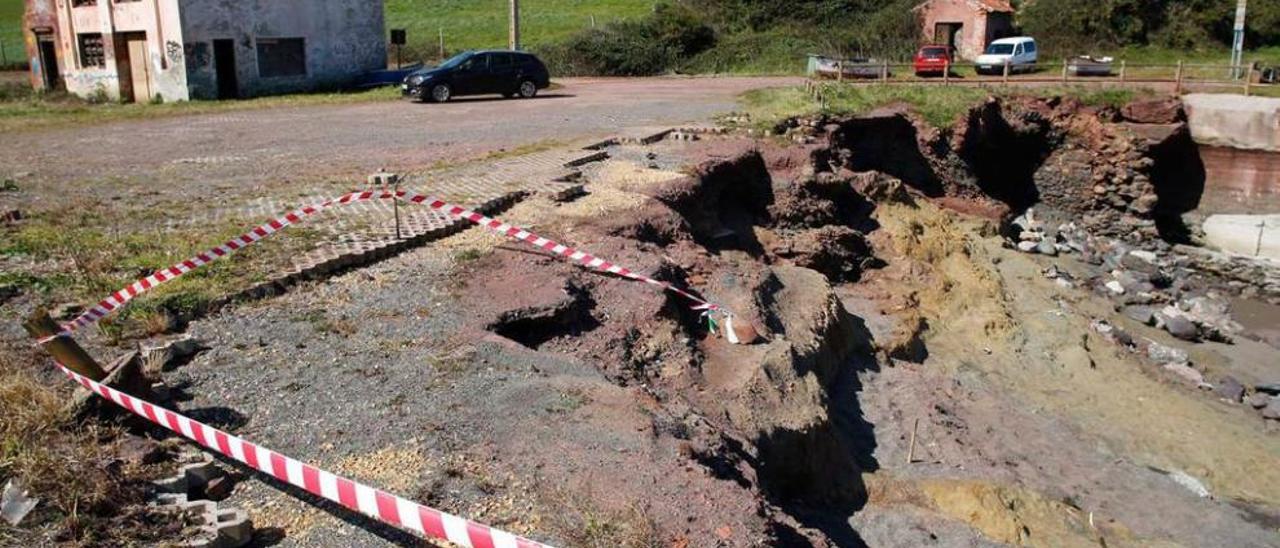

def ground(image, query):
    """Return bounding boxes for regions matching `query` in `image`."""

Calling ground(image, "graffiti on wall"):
[166,41,184,66]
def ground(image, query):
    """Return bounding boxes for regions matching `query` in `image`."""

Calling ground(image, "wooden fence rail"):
[804,57,1274,97]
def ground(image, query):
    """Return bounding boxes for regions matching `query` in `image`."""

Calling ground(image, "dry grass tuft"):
[0,346,174,545]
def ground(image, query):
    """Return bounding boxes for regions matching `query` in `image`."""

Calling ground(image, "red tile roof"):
[975,0,1015,11]
[913,0,1015,13]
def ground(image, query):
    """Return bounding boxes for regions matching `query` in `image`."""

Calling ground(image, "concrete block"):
[1203,214,1280,259]
[1183,94,1280,152]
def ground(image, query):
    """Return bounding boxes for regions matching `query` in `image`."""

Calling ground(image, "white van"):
[975,37,1038,75]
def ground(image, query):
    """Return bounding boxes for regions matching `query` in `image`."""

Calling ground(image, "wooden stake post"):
[23,310,106,380]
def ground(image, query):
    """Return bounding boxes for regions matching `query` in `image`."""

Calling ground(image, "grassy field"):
[387,0,653,61]
[0,0,22,68]
[0,80,400,133]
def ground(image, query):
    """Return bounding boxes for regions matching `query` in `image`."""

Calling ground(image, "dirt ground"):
[2,84,1277,547]
[115,135,1276,547]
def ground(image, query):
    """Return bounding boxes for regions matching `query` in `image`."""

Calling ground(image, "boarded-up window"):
[256,38,306,78]
[78,33,105,68]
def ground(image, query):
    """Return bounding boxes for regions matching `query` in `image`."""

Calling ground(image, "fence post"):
[1175,60,1184,95]
[1002,60,1010,85]
[1119,60,1126,82]
[438,27,445,59]
[943,60,950,86]
[1244,63,1253,96]
[23,310,107,381]
[1062,58,1068,83]
[881,59,888,83]
[838,60,844,83]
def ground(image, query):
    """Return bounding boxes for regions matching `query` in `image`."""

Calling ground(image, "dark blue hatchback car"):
[402,50,551,103]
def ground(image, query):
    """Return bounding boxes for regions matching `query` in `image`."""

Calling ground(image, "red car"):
[914,45,954,76]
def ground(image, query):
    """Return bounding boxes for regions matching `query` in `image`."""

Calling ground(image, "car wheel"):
[429,84,451,103]
[518,80,537,98]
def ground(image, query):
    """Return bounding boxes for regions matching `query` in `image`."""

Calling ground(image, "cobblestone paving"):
[185,141,642,302]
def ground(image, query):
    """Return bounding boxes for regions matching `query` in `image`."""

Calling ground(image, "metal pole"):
[1062,58,1068,83]
[509,0,521,50]
[837,60,843,83]
[1119,60,1126,82]
[438,27,444,59]
[1175,60,1184,95]
[881,59,888,83]
[1244,63,1253,96]
[24,310,107,381]
[393,179,402,240]
[1231,0,1248,79]
[943,60,950,86]
[1003,60,1010,85]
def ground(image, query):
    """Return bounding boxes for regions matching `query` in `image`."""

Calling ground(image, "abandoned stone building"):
[913,0,1015,60]
[22,0,386,102]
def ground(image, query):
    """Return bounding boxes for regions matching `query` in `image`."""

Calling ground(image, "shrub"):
[537,3,716,76]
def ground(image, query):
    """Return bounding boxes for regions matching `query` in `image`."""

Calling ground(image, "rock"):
[1163,362,1205,384]
[1124,305,1156,325]
[728,317,761,345]
[1147,341,1189,365]
[1128,249,1158,264]
[1263,397,1280,420]
[1213,376,1245,403]
[203,476,235,501]
[1163,316,1200,341]
[1246,393,1271,409]
[1167,470,1211,498]
[1105,280,1126,294]
[1017,241,1039,253]
[1130,193,1159,216]
[118,437,167,466]
[1019,230,1042,241]
[1120,98,1186,124]
[1036,240,1058,256]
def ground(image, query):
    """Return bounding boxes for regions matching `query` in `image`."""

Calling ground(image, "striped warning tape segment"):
[64,189,738,340]
[41,187,742,546]
[52,363,550,548]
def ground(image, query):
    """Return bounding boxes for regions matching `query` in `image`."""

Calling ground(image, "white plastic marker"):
[36,187,743,547]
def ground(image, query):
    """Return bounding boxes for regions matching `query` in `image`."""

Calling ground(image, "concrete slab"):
[1202,214,1280,259]
[1183,94,1280,152]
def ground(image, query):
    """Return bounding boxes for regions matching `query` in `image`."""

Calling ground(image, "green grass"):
[0,0,21,68]
[0,83,399,133]
[386,0,653,62]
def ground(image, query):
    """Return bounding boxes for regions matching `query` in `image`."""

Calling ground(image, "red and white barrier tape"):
[36,188,741,546]
[57,365,548,548]
[64,189,737,340]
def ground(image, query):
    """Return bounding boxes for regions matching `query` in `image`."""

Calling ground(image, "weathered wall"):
[23,0,59,91]
[1182,94,1280,215]
[53,0,188,102]
[179,0,386,99]
[1198,146,1280,214]
[917,0,1000,60]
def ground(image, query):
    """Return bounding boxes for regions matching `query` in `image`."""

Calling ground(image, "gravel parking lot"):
[0,76,797,204]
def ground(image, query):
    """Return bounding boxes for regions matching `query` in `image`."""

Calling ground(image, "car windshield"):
[985,44,1015,55]
[922,48,948,57]
[437,52,474,70]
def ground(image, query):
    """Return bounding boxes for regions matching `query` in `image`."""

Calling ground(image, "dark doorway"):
[213,39,238,99]
[935,22,963,51]
[36,35,61,91]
